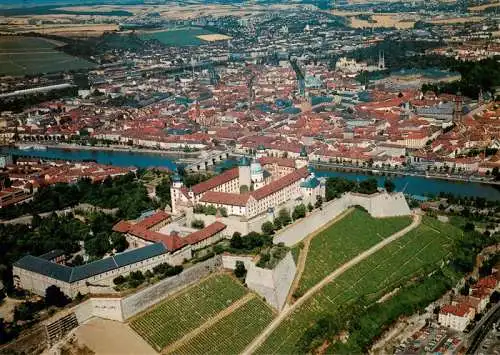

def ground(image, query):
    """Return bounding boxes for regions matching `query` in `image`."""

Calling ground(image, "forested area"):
[0,211,126,290]
[422,57,500,99]
[0,172,154,220]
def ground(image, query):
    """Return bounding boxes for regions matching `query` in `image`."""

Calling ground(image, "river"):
[3,146,500,201]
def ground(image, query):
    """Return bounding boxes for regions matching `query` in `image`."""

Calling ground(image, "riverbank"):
[14,143,202,159]
[3,146,499,200]
[311,162,500,186]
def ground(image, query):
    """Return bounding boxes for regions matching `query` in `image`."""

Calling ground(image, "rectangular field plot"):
[256,217,462,354]
[129,274,247,351]
[297,209,412,293]
[0,36,95,76]
[170,297,275,355]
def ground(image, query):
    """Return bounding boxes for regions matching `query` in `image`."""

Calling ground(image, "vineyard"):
[255,217,463,354]
[297,209,412,293]
[169,297,275,354]
[129,274,247,351]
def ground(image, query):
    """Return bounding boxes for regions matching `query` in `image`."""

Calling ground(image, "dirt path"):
[163,293,255,354]
[242,213,422,355]
[285,207,354,305]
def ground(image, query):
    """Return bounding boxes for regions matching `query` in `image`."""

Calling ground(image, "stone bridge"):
[184,149,234,172]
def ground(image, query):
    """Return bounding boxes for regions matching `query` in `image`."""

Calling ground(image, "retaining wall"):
[121,255,222,319]
[274,192,411,246]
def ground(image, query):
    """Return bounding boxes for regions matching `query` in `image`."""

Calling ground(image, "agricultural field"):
[139,27,224,47]
[255,217,463,354]
[297,209,412,293]
[169,297,275,355]
[0,36,95,76]
[129,274,247,351]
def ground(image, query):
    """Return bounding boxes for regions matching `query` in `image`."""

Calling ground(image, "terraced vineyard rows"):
[171,297,275,355]
[255,217,462,354]
[130,274,246,351]
[297,209,412,293]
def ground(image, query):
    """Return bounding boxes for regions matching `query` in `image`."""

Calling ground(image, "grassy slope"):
[171,297,275,355]
[129,274,246,351]
[256,217,462,354]
[297,209,412,293]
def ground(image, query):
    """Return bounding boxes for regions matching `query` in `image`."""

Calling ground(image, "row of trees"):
[325,177,394,201]
[193,204,228,217]
[113,262,183,289]
[261,199,325,236]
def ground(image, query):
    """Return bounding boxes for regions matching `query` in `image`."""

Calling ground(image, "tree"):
[273,218,282,231]
[205,205,217,215]
[240,185,249,193]
[113,275,126,285]
[357,178,378,194]
[45,285,70,307]
[292,204,306,220]
[308,203,314,212]
[384,178,395,193]
[191,219,205,229]
[230,232,243,249]
[315,195,323,209]
[155,177,171,205]
[234,261,247,279]
[262,221,274,235]
[278,208,291,226]
[129,270,144,281]
[85,233,111,258]
[463,222,475,232]
[219,207,228,217]
[71,254,84,266]
[111,233,129,253]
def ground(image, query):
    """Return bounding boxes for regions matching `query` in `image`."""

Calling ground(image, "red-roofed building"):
[184,222,227,250]
[439,303,475,331]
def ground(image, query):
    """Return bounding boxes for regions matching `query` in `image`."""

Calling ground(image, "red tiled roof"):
[200,191,251,207]
[251,167,308,201]
[191,168,239,195]
[474,276,497,290]
[258,156,296,168]
[135,211,170,230]
[112,220,132,233]
[184,222,226,245]
[440,304,472,317]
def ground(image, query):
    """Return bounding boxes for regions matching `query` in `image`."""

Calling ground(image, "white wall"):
[245,252,296,310]
[222,254,255,271]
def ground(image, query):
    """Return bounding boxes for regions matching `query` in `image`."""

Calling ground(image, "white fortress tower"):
[251,160,265,190]
[170,170,183,214]
[238,156,251,190]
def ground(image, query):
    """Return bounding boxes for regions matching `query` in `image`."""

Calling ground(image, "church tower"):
[170,170,183,214]
[238,156,251,190]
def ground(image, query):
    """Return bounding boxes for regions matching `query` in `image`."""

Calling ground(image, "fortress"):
[171,147,326,220]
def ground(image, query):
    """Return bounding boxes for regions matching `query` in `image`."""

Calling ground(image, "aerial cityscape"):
[0,0,499,354]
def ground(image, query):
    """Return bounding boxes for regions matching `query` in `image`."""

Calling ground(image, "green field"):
[0,36,95,76]
[171,297,275,355]
[139,27,216,46]
[130,274,247,351]
[297,209,412,293]
[255,217,463,354]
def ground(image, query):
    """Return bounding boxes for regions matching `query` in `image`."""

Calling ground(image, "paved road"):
[242,213,422,355]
